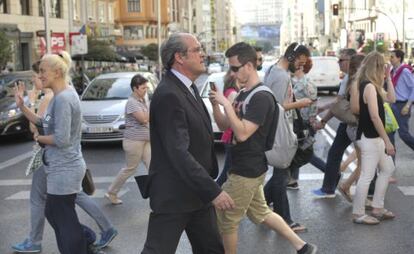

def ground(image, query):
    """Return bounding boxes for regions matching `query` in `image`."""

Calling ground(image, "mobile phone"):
[209,82,217,91]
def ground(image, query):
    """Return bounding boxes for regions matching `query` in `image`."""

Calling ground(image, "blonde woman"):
[15,51,88,253]
[352,51,396,225]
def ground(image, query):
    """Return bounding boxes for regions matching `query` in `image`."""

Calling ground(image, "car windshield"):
[82,78,132,100]
[200,74,226,98]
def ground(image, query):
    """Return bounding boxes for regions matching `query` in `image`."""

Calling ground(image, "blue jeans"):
[290,154,326,181]
[321,123,351,194]
[264,167,293,224]
[28,166,113,245]
[389,102,414,151]
[216,144,232,186]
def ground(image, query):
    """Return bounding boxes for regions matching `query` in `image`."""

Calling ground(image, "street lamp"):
[370,7,399,43]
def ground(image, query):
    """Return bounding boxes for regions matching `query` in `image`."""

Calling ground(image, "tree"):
[362,39,389,54]
[0,30,12,70]
[79,37,118,61]
[141,43,158,61]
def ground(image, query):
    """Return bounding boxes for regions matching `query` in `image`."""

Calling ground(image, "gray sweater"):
[42,87,86,195]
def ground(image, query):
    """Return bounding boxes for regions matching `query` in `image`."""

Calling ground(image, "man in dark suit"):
[141,33,234,254]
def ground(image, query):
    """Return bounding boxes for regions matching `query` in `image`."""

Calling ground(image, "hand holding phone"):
[209,82,217,91]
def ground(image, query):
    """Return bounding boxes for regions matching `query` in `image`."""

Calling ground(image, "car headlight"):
[8,108,21,118]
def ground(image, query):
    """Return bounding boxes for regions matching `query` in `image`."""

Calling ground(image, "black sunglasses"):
[230,63,246,73]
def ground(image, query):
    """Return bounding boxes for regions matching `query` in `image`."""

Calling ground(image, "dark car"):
[0,71,34,137]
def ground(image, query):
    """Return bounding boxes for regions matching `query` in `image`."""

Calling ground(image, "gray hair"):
[161,33,189,70]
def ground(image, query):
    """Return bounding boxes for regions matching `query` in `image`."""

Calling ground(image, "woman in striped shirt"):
[105,74,151,205]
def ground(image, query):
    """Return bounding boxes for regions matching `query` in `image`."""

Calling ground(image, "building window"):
[124,25,144,40]
[39,0,62,18]
[108,3,114,23]
[87,0,96,20]
[98,2,105,23]
[128,0,141,12]
[0,0,8,13]
[21,0,30,15]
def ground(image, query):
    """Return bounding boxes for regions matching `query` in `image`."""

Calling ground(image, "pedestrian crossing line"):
[0,151,32,171]
[397,186,414,196]
[5,187,131,200]
[0,176,137,186]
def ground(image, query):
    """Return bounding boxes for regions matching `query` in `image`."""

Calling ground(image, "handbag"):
[82,168,96,195]
[330,98,358,125]
[25,144,43,176]
[384,103,399,133]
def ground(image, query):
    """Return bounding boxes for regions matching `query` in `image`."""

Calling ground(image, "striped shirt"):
[123,95,150,141]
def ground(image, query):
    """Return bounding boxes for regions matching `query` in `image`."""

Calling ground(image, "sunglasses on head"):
[229,63,246,73]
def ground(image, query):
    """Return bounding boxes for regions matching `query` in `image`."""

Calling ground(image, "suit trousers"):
[142,205,224,254]
[45,193,87,254]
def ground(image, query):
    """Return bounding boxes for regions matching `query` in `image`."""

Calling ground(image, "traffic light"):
[333,4,339,16]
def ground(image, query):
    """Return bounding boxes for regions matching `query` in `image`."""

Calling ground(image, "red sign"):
[39,32,66,55]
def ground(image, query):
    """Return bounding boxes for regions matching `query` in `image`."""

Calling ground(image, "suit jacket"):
[147,70,221,213]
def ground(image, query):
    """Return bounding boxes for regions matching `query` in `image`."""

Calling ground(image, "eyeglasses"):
[257,57,263,62]
[184,47,203,54]
[229,63,246,73]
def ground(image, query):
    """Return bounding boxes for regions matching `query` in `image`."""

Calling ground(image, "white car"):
[307,56,341,92]
[207,63,222,74]
[80,72,158,142]
[197,71,265,142]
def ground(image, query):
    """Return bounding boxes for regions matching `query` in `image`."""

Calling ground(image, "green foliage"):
[362,39,389,54]
[141,43,158,61]
[84,37,118,61]
[0,30,12,70]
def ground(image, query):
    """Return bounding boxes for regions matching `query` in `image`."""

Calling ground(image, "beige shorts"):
[216,173,272,234]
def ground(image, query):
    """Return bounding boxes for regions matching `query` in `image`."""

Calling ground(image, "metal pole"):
[403,0,406,53]
[44,0,51,54]
[157,0,162,80]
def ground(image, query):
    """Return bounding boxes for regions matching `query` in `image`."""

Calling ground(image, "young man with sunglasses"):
[209,42,317,254]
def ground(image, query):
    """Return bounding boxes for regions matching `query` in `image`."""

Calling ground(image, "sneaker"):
[11,239,42,253]
[95,228,118,249]
[298,243,318,254]
[287,182,299,190]
[104,193,123,205]
[312,188,336,198]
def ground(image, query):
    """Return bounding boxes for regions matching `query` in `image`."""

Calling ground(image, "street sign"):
[69,33,88,55]
[38,32,66,55]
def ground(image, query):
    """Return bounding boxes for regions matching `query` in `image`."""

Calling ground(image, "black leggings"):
[45,193,87,254]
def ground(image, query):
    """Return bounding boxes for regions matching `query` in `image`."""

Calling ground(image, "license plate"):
[86,127,113,133]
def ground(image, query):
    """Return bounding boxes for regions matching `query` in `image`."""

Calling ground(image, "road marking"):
[398,186,414,196]
[5,187,131,200]
[0,151,32,171]
[0,176,137,186]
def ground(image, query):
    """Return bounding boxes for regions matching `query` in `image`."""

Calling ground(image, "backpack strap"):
[242,85,275,114]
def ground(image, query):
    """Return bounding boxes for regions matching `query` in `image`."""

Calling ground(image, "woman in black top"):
[351,51,396,225]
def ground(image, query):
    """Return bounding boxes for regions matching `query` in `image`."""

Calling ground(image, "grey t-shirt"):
[338,74,349,97]
[42,87,86,195]
[264,64,290,104]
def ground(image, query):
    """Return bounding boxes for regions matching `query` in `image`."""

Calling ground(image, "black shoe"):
[287,182,299,190]
[298,243,318,254]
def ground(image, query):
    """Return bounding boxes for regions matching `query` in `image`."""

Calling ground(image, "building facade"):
[115,0,170,51]
[0,0,70,70]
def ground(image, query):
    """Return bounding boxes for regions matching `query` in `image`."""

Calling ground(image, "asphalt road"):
[1,94,414,254]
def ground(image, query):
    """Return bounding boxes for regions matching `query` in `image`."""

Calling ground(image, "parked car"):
[208,63,222,74]
[196,71,265,142]
[307,56,341,92]
[0,71,34,138]
[80,72,158,142]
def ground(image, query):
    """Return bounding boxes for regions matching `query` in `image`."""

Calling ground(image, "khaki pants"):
[216,173,272,234]
[108,138,151,194]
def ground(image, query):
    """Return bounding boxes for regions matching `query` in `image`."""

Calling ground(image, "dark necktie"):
[191,83,201,102]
